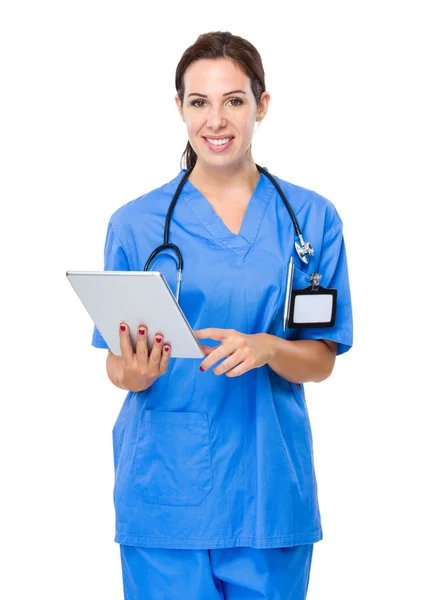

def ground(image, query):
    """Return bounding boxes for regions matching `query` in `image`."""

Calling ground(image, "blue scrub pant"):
[120,544,314,599]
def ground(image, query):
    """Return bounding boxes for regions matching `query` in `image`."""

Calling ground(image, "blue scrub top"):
[92,167,353,549]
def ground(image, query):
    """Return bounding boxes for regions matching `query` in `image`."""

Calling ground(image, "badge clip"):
[308,272,322,291]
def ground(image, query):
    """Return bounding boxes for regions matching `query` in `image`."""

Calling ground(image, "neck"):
[189,157,259,194]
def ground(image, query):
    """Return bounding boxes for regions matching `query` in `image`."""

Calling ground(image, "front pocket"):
[135,410,213,507]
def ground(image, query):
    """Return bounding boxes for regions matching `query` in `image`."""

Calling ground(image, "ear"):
[256,91,271,122]
[175,95,185,122]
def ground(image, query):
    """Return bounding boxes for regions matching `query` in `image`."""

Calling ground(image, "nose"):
[206,105,227,131]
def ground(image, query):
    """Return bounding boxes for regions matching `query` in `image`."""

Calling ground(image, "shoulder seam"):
[324,218,343,238]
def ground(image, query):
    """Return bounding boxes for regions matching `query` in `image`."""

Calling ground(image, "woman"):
[92,31,353,600]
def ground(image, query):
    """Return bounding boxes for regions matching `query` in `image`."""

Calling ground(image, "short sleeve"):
[294,221,353,355]
[91,221,132,349]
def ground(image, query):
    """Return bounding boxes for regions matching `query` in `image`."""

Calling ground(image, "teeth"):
[206,137,232,146]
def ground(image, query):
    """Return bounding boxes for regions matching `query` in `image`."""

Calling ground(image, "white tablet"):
[66,271,205,359]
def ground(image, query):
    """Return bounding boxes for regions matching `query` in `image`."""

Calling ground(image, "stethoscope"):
[144,164,319,331]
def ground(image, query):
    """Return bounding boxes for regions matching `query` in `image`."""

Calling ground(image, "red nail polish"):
[156,337,162,343]
[199,366,204,372]
[164,346,170,352]
[139,329,145,335]
[120,325,126,331]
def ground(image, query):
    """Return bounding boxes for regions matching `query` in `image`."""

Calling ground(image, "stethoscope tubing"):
[143,163,312,304]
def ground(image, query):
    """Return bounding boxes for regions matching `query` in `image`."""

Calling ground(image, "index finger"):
[193,328,228,341]
[119,322,134,363]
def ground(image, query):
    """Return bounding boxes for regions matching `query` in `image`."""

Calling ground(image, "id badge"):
[287,272,337,328]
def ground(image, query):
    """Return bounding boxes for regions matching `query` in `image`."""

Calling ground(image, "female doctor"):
[92,31,353,600]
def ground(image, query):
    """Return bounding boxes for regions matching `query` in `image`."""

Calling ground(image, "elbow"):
[313,365,334,383]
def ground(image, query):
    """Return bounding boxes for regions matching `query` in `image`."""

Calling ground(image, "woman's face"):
[175,58,270,169]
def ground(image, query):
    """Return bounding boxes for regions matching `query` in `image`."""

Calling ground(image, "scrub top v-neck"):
[181,171,274,258]
[91,167,353,550]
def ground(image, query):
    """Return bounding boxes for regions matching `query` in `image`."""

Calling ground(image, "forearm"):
[265,335,336,384]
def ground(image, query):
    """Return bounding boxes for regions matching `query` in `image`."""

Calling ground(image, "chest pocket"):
[135,410,213,506]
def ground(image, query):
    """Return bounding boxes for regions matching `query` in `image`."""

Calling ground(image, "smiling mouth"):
[203,137,234,147]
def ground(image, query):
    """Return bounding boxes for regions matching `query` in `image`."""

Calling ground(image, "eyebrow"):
[187,89,246,98]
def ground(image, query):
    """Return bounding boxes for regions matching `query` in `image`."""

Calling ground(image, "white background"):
[1,1,441,598]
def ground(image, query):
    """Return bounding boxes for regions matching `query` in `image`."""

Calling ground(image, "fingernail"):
[120,325,126,331]
[199,366,204,372]
[139,328,145,335]
[164,346,170,352]
[156,336,162,343]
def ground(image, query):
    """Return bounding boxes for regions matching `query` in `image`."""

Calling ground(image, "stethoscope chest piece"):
[294,237,314,264]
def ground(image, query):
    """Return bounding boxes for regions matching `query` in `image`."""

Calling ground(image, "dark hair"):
[175,31,266,170]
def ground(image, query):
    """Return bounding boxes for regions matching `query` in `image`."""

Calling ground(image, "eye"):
[190,98,244,108]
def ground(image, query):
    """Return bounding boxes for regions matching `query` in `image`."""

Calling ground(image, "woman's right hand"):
[106,323,171,392]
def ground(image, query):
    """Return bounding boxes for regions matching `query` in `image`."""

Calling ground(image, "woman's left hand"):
[193,328,276,377]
